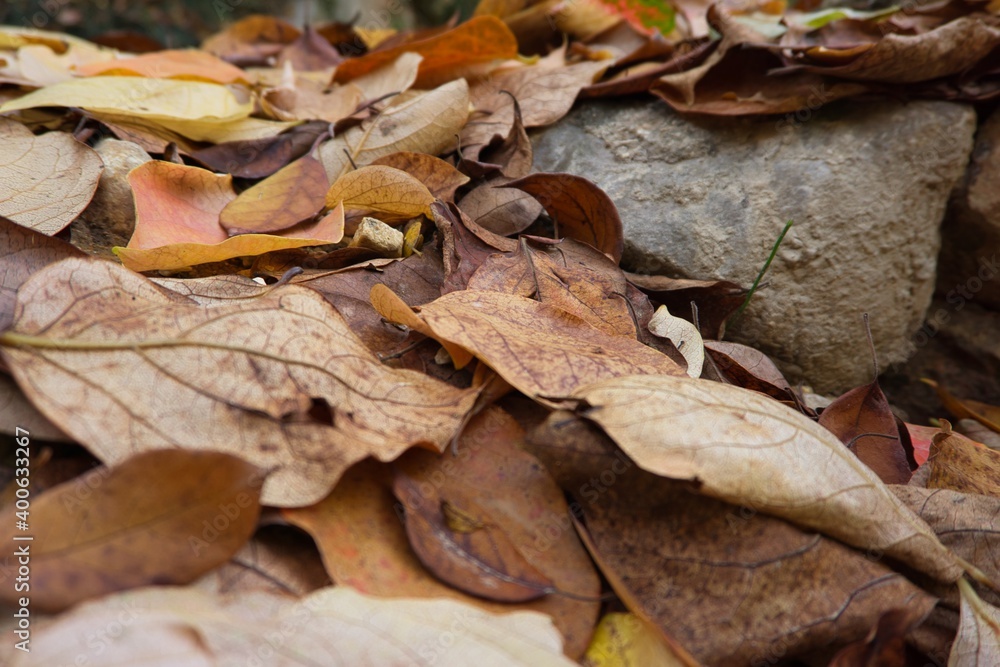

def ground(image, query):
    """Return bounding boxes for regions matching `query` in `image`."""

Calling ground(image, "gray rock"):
[939,107,1000,311]
[531,98,975,393]
[70,138,151,256]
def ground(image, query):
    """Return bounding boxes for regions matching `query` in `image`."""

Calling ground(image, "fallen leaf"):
[626,272,746,340]
[118,160,343,271]
[0,75,252,127]
[276,24,343,70]
[504,173,625,262]
[318,78,470,181]
[0,449,263,612]
[348,51,422,102]
[925,378,1000,434]
[819,376,912,484]
[261,77,362,123]
[391,407,600,610]
[928,426,1000,497]
[324,164,435,224]
[74,48,249,84]
[0,257,476,506]
[584,613,690,667]
[0,373,69,442]
[572,374,966,582]
[201,14,301,66]
[459,178,544,236]
[333,16,518,89]
[372,286,685,405]
[0,215,84,331]
[647,305,704,378]
[0,131,103,235]
[703,340,798,404]
[951,578,1000,665]
[220,155,329,235]
[187,120,331,179]
[12,585,577,667]
[467,236,637,338]
[371,151,470,202]
[576,479,937,665]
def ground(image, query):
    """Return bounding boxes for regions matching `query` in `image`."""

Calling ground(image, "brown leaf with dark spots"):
[0,215,84,331]
[575,480,936,666]
[393,455,555,603]
[819,378,912,485]
[371,286,685,406]
[0,449,263,612]
[371,151,470,203]
[503,173,624,262]
[467,236,636,338]
[0,257,476,506]
[220,155,329,235]
[928,426,1000,497]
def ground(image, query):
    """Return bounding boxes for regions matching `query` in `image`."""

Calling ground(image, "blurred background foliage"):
[0,0,477,47]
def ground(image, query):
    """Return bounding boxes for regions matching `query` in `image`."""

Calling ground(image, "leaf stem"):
[730,219,794,326]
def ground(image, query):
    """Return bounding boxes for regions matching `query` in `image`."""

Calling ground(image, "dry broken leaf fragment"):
[0,130,103,235]
[928,426,1000,497]
[219,155,329,235]
[571,374,967,583]
[333,15,518,89]
[0,257,476,506]
[0,449,263,612]
[371,285,685,405]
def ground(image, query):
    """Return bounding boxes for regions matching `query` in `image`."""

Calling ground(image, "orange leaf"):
[220,155,329,235]
[333,16,518,89]
[74,49,249,84]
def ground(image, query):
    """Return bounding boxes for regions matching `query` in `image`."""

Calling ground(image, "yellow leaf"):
[325,165,435,223]
[0,75,252,124]
[585,613,689,667]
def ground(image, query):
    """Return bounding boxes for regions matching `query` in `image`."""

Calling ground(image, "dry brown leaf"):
[0,215,84,331]
[0,131,103,235]
[819,376,912,485]
[0,449,263,612]
[201,14,301,65]
[576,480,937,665]
[459,178,544,236]
[925,378,1000,434]
[928,427,1000,497]
[647,305,704,378]
[349,51,422,102]
[318,78,470,181]
[10,585,576,667]
[0,257,476,506]
[504,173,625,262]
[371,151,470,202]
[276,24,343,71]
[467,236,636,338]
[371,286,685,405]
[572,374,966,583]
[0,373,69,442]
[324,164,435,224]
[333,16,518,89]
[951,578,1000,666]
[220,155,329,235]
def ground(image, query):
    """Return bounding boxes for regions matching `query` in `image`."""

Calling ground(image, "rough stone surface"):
[70,137,151,256]
[940,107,1000,310]
[531,99,976,393]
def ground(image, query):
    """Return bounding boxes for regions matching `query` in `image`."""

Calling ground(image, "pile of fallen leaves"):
[2,1,1000,665]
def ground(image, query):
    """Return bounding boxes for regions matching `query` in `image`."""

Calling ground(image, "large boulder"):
[531,99,975,393]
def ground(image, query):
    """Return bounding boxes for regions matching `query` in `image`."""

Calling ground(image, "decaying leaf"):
[371,286,685,405]
[572,374,967,583]
[0,131,103,235]
[0,449,263,612]
[0,257,476,506]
